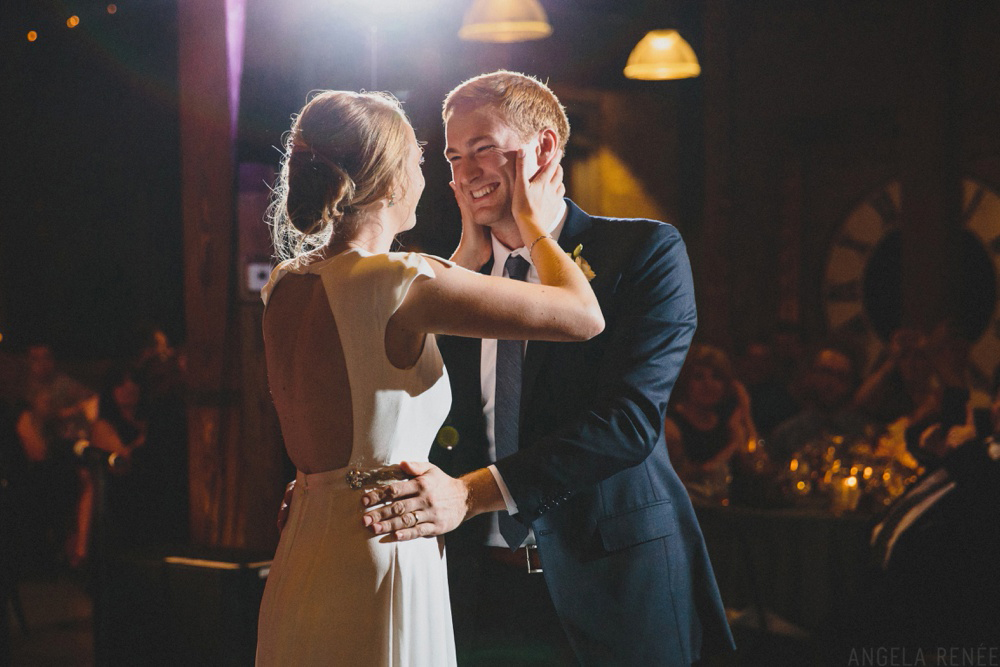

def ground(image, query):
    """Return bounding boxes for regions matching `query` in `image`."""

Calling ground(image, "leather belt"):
[487,545,543,573]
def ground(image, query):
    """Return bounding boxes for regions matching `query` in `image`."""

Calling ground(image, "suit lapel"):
[520,201,595,427]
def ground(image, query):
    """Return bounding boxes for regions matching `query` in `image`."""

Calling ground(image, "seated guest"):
[868,379,1000,647]
[22,343,97,443]
[90,366,147,461]
[72,366,149,559]
[15,388,56,464]
[664,344,760,504]
[853,328,939,426]
[128,324,189,543]
[768,343,873,466]
[17,344,100,568]
[903,323,994,467]
[736,336,799,438]
[15,386,79,571]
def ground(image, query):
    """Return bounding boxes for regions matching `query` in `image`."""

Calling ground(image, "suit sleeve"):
[494,223,697,523]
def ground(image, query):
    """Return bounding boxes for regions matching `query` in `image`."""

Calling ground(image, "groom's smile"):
[471,183,499,200]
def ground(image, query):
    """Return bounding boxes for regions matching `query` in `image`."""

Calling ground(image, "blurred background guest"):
[69,365,148,565]
[768,342,872,467]
[14,344,95,572]
[867,377,1000,647]
[665,344,762,505]
[853,328,942,471]
[127,324,189,545]
[21,343,97,444]
[736,335,799,439]
[900,323,993,467]
[853,328,940,427]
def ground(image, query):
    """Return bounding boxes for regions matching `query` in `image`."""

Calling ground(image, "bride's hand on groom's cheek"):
[449,182,492,271]
[360,461,469,541]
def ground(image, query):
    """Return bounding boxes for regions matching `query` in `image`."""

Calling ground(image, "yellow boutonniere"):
[570,244,596,281]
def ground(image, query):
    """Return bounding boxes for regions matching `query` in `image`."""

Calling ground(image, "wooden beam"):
[178,0,241,547]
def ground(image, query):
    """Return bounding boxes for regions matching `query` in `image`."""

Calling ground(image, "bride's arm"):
[392,151,604,343]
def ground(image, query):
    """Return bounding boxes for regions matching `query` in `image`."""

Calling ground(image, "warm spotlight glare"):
[339,0,432,19]
[459,0,552,43]
[27,30,38,42]
[107,4,118,14]
[846,476,858,488]
[0,333,4,343]
[624,29,701,80]
[67,16,80,28]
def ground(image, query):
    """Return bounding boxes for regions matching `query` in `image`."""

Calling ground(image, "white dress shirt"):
[483,201,568,548]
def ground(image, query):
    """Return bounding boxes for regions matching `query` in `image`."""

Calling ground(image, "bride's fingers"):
[540,151,562,184]
[449,181,471,219]
[512,148,526,193]
[528,149,563,186]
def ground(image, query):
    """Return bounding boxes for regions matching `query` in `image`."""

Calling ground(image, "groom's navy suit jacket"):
[432,200,735,665]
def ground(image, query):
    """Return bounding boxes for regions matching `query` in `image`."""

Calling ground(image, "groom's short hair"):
[443,70,570,149]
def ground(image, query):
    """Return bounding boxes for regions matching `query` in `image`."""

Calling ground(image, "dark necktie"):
[495,253,531,549]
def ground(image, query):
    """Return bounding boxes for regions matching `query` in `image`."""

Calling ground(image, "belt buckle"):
[525,544,543,574]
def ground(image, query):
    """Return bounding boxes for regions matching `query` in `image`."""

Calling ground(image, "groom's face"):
[445,104,538,230]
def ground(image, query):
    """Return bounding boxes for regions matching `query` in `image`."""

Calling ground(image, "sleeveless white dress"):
[255,248,456,666]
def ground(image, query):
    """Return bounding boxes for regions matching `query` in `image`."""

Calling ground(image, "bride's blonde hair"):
[269,90,411,259]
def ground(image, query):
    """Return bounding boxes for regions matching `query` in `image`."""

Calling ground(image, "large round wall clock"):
[823,177,1000,385]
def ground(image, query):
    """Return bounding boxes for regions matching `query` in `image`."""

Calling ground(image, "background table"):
[695,504,875,637]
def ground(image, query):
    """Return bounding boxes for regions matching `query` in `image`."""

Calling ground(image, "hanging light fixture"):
[624,29,701,80]
[458,0,552,43]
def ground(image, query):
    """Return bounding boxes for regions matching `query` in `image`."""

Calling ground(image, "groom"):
[361,71,734,665]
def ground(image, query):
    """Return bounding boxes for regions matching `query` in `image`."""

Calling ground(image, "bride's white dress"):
[255,249,456,666]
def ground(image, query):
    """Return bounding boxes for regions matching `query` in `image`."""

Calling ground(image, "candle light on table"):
[831,474,861,514]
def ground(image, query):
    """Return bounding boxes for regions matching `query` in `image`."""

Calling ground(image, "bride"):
[254,90,603,666]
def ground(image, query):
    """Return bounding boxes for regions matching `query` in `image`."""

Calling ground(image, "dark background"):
[1,0,182,358]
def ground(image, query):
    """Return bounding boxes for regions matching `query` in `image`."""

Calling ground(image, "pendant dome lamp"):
[624,29,701,80]
[458,0,553,43]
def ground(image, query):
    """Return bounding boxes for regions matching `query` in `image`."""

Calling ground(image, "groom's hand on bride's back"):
[361,462,505,541]
[361,462,467,541]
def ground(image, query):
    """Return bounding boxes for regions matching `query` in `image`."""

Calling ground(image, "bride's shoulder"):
[379,251,455,274]
[260,257,300,306]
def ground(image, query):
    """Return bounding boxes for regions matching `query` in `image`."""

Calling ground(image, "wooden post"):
[178,0,234,546]
[178,0,283,550]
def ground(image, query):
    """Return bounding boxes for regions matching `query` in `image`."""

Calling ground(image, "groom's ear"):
[535,127,560,168]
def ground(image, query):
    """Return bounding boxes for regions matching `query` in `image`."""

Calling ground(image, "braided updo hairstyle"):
[269,91,411,259]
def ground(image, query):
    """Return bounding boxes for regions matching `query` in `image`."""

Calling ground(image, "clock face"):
[823,178,1000,386]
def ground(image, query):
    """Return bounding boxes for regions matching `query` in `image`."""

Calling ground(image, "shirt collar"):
[490,200,568,275]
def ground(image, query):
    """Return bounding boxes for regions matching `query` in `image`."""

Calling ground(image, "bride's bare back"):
[263,273,353,474]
